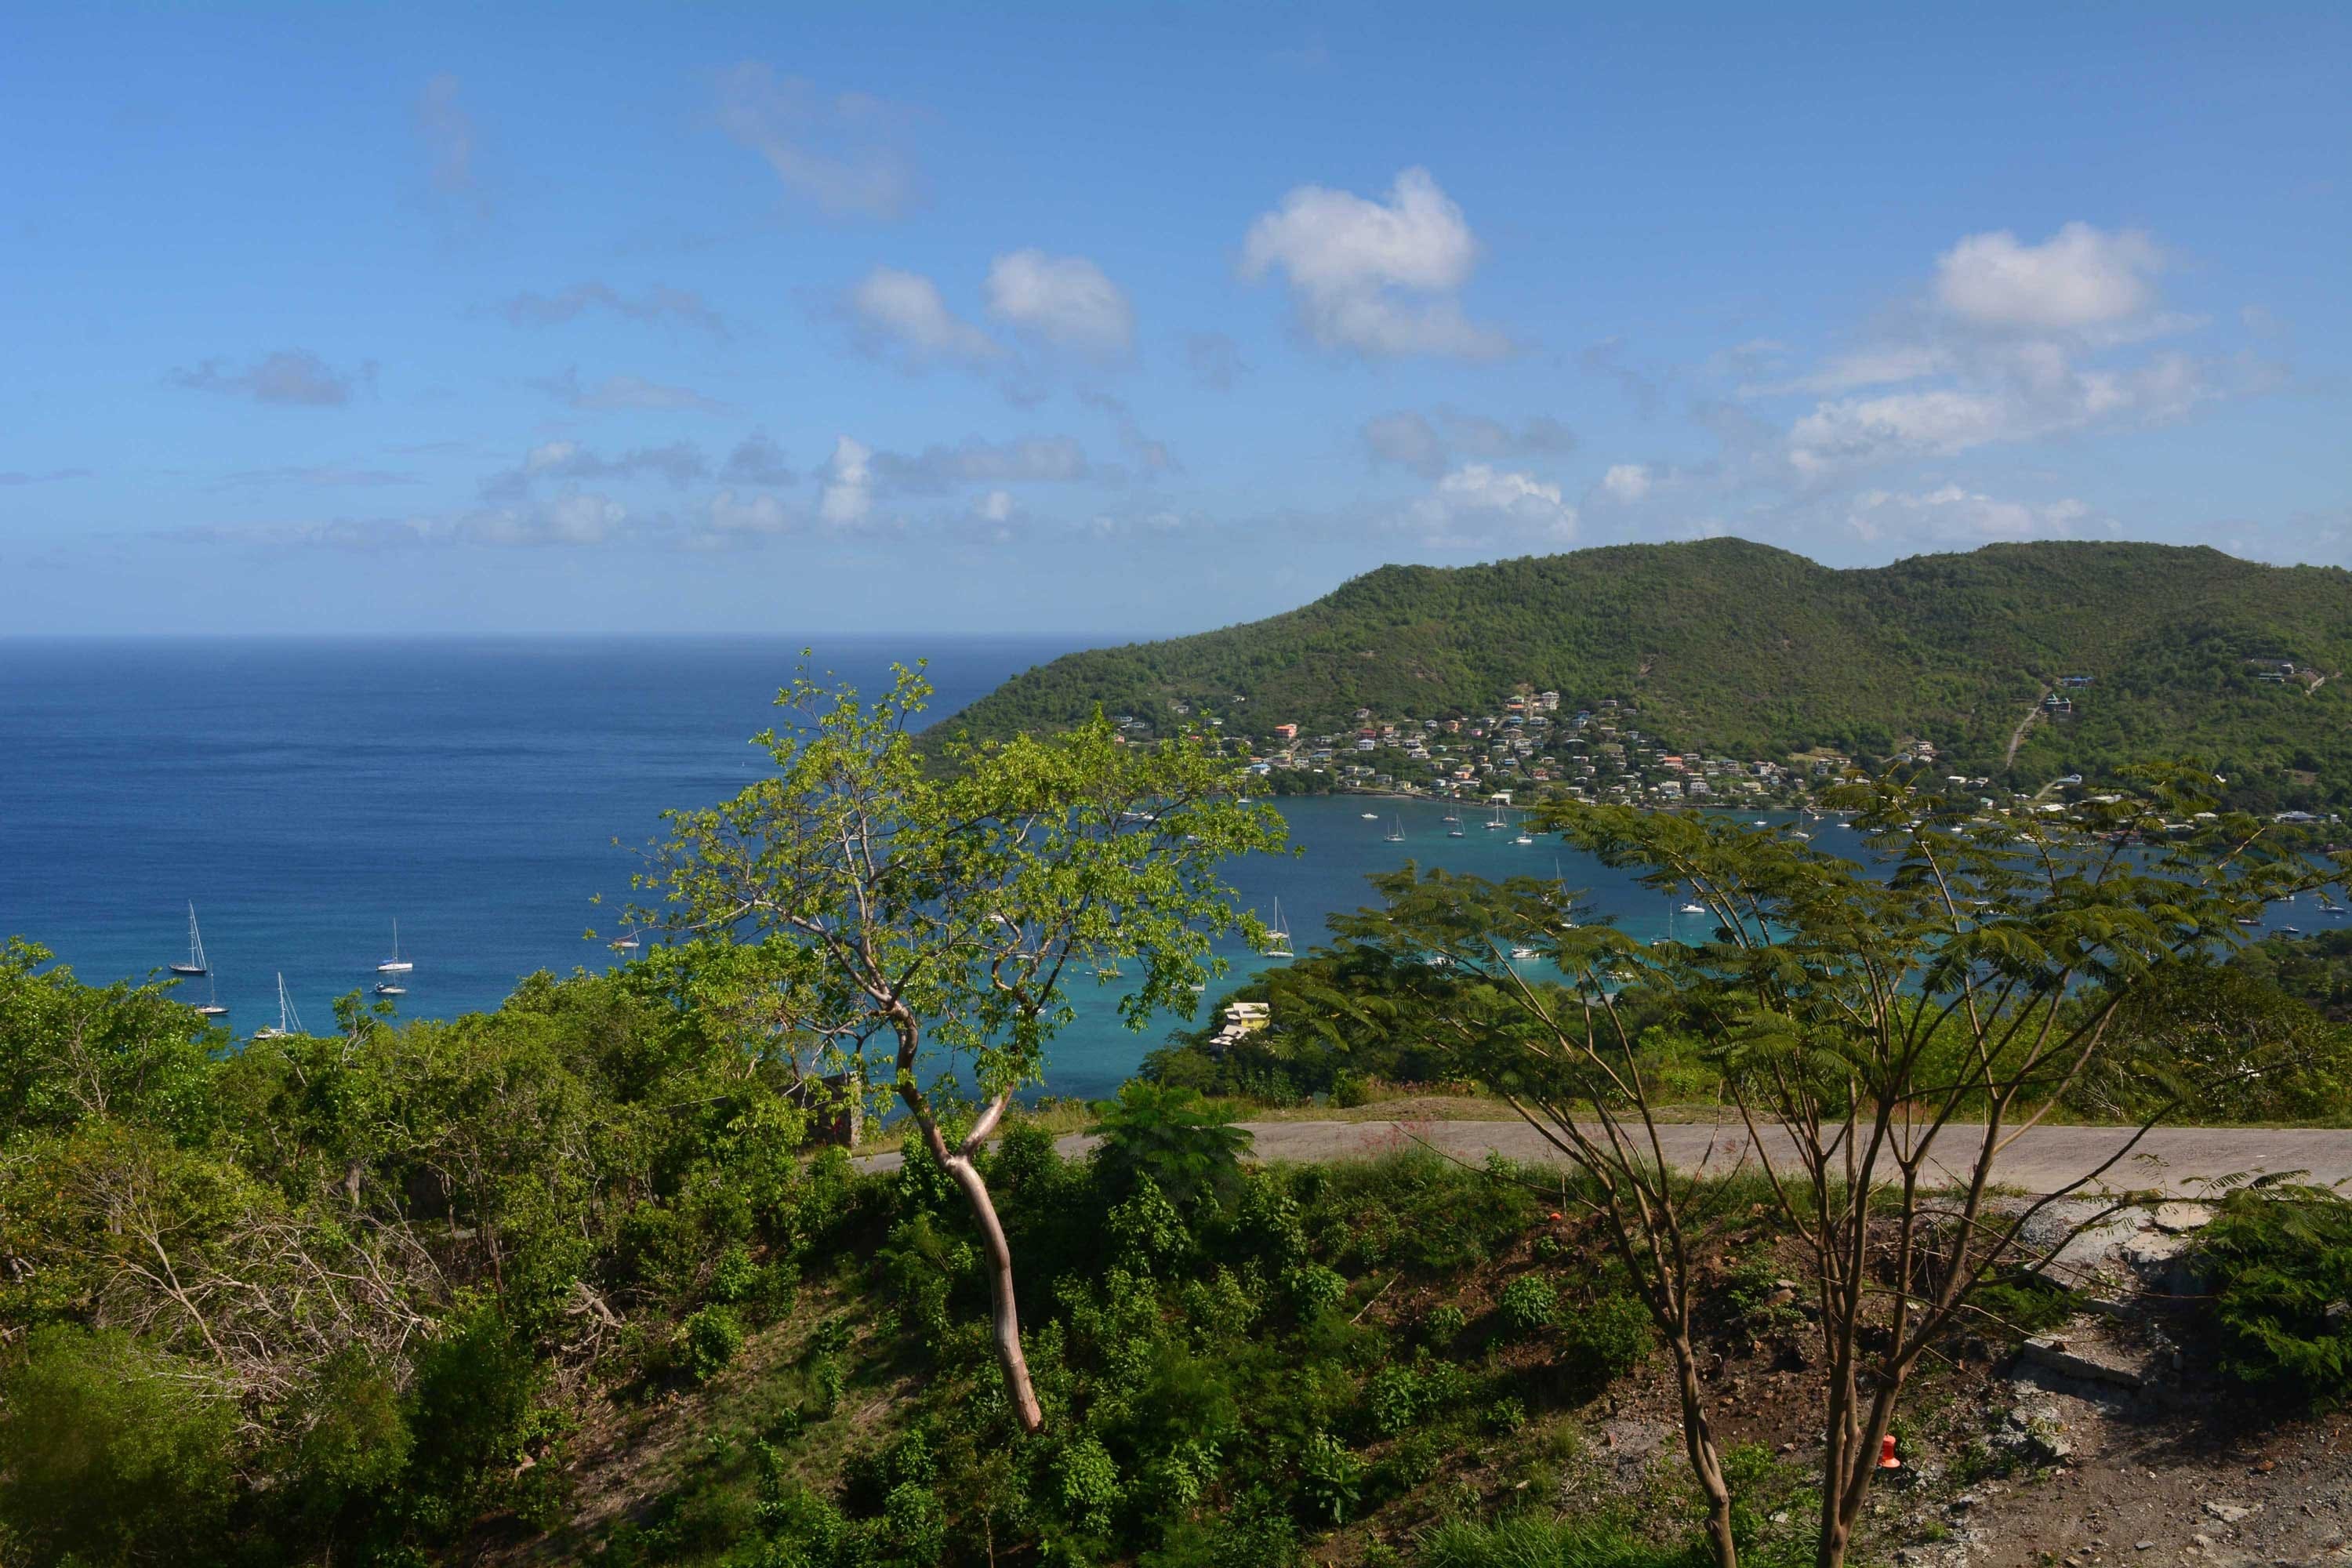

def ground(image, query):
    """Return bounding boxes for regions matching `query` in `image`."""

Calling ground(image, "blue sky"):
[3,4,2346,636]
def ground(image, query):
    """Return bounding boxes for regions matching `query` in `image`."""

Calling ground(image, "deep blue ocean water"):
[0,638,1775,1098]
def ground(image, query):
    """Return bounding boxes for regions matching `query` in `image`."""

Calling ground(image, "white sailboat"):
[1385,815,1406,843]
[1486,800,1507,830]
[1512,813,1534,845]
[376,921,414,975]
[1261,898,1294,959]
[169,902,209,976]
[253,974,303,1040]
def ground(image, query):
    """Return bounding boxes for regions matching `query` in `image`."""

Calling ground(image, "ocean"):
[0,637,1765,1099]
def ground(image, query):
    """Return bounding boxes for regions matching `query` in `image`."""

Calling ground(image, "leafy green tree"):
[1305,762,2342,1568]
[640,662,1283,1430]
[1089,1081,1251,1210]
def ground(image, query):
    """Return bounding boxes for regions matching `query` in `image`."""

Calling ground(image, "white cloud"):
[714,64,919,220]
[1934,223,2162,332]
[1409,464,1577,545]
[985,249,1134,358]
[1600,463,1652,503]
[1843,485,2096,546]
[1240,167,1508,358]
[707,489,797,536]
[975,489,1015,524]
[1788,350,2211,476]
[870,436,1091,492]
[818,437,873,525]
[849,267,999,368]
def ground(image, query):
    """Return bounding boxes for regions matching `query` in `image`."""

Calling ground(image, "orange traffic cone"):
[1877,1434,1901,1470]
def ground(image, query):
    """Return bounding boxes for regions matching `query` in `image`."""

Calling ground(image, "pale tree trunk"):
[908,1086,1044,1433]
[1664,1322,1740,1568]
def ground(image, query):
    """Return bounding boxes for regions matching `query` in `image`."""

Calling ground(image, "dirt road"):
[855,1119,2352,1197]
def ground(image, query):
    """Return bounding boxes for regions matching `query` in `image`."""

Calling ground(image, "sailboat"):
[253,974,303,1041]
[1512,813,1534,845]
[1385,815,1406,843]
[609,921,642,953]
[376,921,414,975]
[169,903,209,976]
[1261,898,1294,959]
[1486,800,1508,830]
[194,973,228,1019]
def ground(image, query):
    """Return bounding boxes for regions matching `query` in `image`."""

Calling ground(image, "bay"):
[0,638,1877,1098]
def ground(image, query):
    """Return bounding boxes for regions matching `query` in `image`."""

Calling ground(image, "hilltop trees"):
[638,662,1283,1431]
[1297,764,2343,1568]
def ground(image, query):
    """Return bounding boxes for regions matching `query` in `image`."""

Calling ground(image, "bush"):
[1499,1274,1561,1336]
[1559,1292,1653,1381]
[0,1326,238,1566]
[1091,1081,1251,1210]
[2198,1180,2352,1406]
[1296,1432,1363,1524]
[681,1305,745,1382]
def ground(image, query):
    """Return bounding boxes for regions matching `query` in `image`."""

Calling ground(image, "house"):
[1273,722,1298,742]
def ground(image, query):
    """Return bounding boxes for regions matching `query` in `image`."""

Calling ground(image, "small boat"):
[1509,945,1539,960]
[1261,898,1294,959]
[253,973,303,1041]
[1442,812,1461,823]
[609,924,642,953]
[1385,815,1406,843]
[1512,814,1533,845]
[1486,802,1507,830]
[374,981,407,997]
[376,921,414,975]
[1448,822,1465,837]
[1751,819,1768,828]
[1679,902,1705,915]
[1361,811,1380,821]
[2281,926,2302,935]
[169,902,210,976]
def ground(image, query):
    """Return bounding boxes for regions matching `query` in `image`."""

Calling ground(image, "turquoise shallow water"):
[16,637,2285,1100]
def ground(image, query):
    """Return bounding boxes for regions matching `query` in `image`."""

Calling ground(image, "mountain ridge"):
[935,539,2352,811]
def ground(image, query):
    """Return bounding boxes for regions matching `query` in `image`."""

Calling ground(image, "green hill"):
[937,539,2352,811]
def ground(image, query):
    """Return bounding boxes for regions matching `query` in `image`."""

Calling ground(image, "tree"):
[637,662,1283,1430]
[1301,763,2342,1568]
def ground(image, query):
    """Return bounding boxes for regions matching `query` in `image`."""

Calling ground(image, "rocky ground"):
[1544,1198,2352,1568]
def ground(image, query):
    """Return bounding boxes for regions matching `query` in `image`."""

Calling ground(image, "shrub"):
[2198,1180,2352,1406]
[1559,1292,1653,1381]
[1483,1396,1530,1436]
[1499,1274,1561,1336]
[1091,1081,1251,1210]
[1296,1432,1363,1524]
[1423,1302,1469,1347]
[0,1327,238,1566]
[1057,1436,1123,1533]
[681,1305,745,1382]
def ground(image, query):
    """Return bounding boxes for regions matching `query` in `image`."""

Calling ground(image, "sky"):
[2,4,2347,637]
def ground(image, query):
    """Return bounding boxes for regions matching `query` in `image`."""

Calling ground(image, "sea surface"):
[0,638,1833,1098]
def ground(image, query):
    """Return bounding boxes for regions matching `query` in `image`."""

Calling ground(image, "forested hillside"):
[938,540,2352,810]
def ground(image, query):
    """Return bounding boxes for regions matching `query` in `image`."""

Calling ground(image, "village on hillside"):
[1102,680,2338,827]
[1113,687,1920,811]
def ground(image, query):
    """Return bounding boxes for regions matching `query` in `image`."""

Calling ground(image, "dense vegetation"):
[938,539,2352,811]
[0,940,1806,1567]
